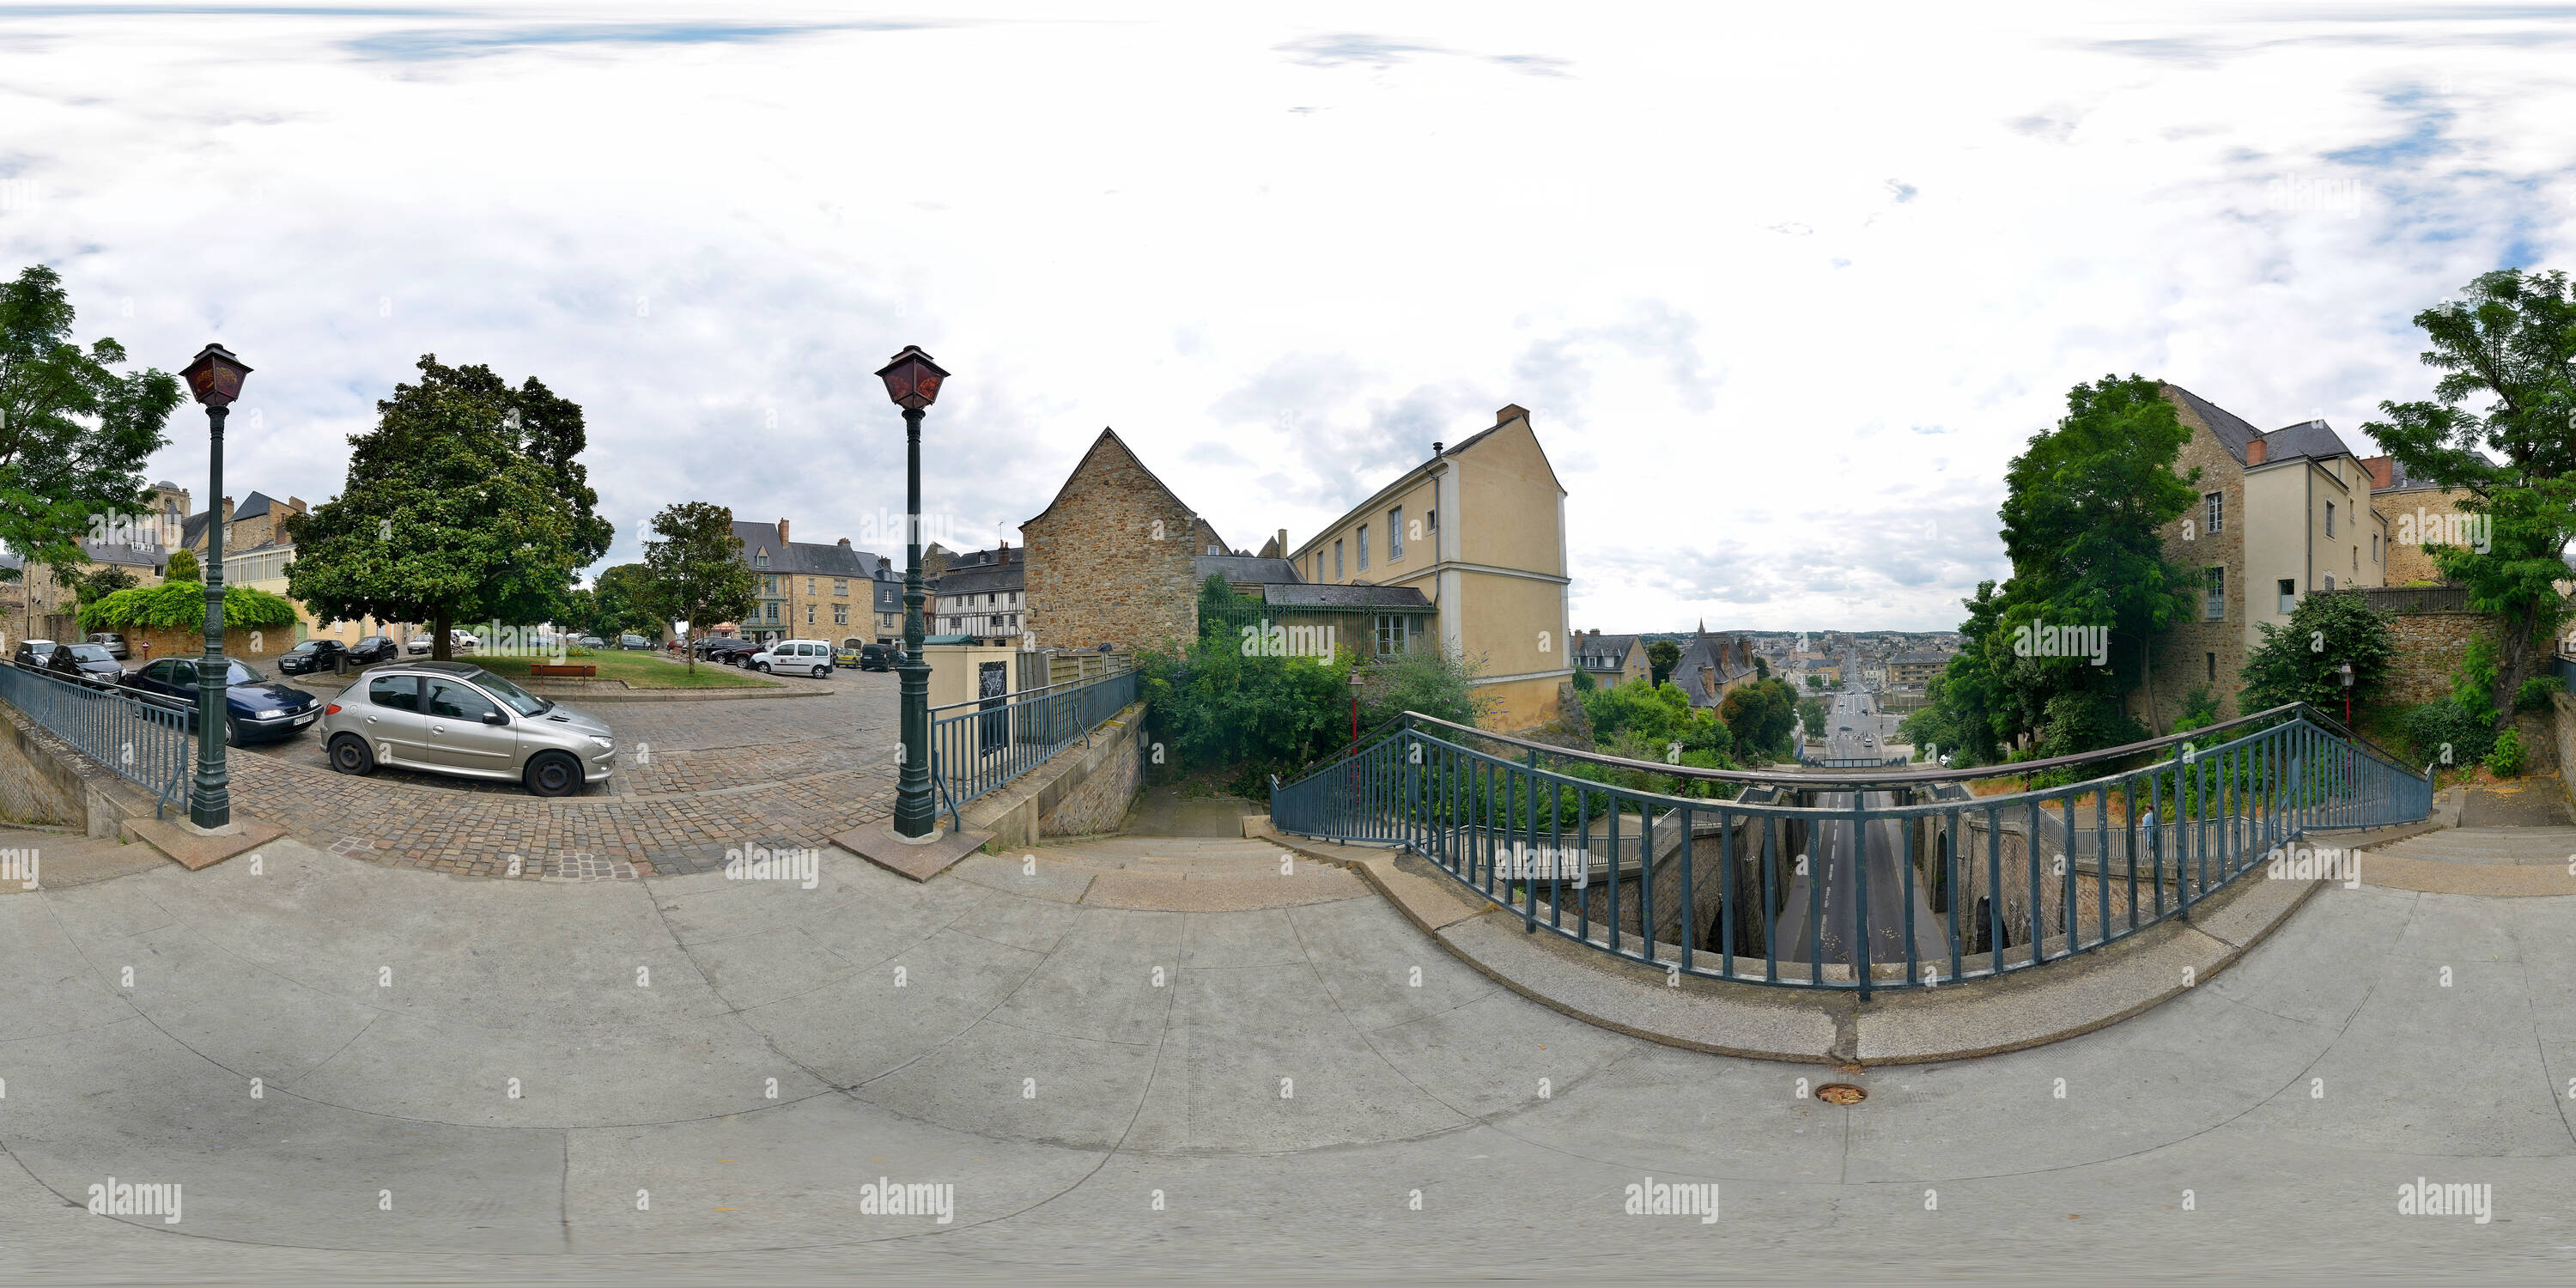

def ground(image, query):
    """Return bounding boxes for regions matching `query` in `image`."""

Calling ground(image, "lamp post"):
[876,344,950,841]
[178,343,250,830]
[2336,661,2354,726]
[1349,668,1364,756]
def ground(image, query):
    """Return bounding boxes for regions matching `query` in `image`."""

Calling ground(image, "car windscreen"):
[67,645,114,662]
[225,661,268,685]
[469,669,550,716]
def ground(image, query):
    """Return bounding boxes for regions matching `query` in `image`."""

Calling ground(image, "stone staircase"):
[2372,825,2576,866]
[0,826,169,893]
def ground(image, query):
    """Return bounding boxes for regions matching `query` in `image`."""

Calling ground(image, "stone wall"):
[2136,386,2250,732]
[1041,716,1143,836]
[0,700,154,837]
[959,700,1146,848]
[1023,430,1218,653]
[2382,611,2492,706]
[2378,486,2482,587]
[2555,690,2576,801]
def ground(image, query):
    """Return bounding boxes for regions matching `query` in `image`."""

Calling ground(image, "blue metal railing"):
[927,667,1140,828]
[1271,702,2431,996]
[0,664,195,817]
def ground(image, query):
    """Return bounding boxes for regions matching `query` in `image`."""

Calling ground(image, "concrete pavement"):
[3,824,2570,1283]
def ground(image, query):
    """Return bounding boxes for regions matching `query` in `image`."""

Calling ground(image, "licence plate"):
[294,712,316,726]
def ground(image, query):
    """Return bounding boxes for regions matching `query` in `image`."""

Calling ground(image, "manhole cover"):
[1816,1083,1867,1105]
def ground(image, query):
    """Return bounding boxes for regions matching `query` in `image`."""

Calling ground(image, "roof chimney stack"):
[1431,441,1443,457]
[777,518,791,547]
[837,537,851,549]
[2246,439,2268,466]
[220,495,234,521]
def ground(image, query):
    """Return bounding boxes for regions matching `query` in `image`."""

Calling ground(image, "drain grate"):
[1816,1083,1867,1105]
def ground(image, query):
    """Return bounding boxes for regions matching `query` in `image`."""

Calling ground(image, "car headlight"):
[252,708,291,720]
[589,737,614,753]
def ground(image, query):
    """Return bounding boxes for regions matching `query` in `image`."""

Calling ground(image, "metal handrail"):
[927,667,1140,828]
[0,663,195,818]
[1271,708,2430,996]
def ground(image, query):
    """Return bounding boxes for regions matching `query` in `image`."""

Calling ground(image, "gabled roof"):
[935,559,1025,597]
[1671,626,1758,707]
[2252,418,2360,466]
[2162,384,2264,465]
[1024,428,1230,555]
[729,521,886,578]
[1574,633,1641,668]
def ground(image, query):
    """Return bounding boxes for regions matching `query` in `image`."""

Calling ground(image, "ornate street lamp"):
[178,343,250,830]
[2336,661,2354,726]
[877,344,950,841]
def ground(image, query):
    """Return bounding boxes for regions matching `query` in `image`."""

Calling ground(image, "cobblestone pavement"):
[237,668,903,879]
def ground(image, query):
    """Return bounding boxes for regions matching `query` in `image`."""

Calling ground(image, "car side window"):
[369,676,421,712]
[428,678,499,722]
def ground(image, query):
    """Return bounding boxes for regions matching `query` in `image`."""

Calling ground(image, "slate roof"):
[1259,583,1434,612]
[1671,626,1758,708]
[1195,555,1303,586]
[729,521,887,578]
[1574,633,1640,671]
[2164,385,2264,465]
[935,556,1025,598]
[2252,418,2361,465]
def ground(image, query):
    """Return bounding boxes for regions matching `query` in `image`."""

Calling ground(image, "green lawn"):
[474,650,778,690]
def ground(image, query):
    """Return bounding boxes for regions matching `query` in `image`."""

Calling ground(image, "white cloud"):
[2,1,2567,628]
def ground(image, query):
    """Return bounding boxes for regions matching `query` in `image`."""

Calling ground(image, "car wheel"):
[523,750,581,798]
[328,734,375,775]
[223,717,244,748]
[811,665,829,678]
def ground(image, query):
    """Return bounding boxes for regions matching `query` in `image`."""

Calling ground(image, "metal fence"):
[927,666,1140,828]
[1270,703,2431,997]
[0,664,195,817]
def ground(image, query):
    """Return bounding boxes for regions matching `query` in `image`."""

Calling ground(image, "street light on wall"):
[876,344,951,842]
[177,343,251,830]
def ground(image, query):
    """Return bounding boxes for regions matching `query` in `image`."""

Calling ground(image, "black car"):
[39,641,125,689]
[121,656,323,745]
[701,639,760,666]
[346,635,400,665]
[859,642,896,671]
[10,640,59,671]
[276,639,348,675]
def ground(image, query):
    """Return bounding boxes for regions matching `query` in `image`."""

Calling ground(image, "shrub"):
[1139,639,1353,795]
[77,580,300,633]
[2241,592,2397,711]
[2487,728,2526,777]
[2399,697,2498,770]
[1570,668,1595,693]
[1360,646,1497,732]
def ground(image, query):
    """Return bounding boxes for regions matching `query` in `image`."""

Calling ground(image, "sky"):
[3,1,2570,631]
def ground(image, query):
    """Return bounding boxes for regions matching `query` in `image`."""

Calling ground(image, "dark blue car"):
[119,657,323,745]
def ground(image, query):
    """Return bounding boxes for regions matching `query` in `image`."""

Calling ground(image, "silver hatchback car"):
[318,661,614,796]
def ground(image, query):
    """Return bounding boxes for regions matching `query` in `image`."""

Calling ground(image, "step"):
[0,828,170,891]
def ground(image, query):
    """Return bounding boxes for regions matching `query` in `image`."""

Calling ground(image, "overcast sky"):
[4,2,2569,631]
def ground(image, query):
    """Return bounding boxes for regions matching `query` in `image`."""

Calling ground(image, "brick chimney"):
[837,537,850,549]
[2246,438,2267,465]
[2359,454,2394,489]
[287,495,307,514]
[220,495,235,521]
[776,518,790,547]
[1494,404,1529,428]
[1589,628,1601,635]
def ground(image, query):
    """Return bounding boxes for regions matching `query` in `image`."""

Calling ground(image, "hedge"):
[77,581,301,633]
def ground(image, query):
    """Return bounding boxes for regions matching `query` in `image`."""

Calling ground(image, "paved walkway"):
[226,669,902,878]
[2,823,2568,1283]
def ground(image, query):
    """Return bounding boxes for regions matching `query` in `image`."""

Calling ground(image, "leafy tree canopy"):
[2241,591,2398,714]
[0,264,182,580]
[79,580,297,632]
[284,355,612,659]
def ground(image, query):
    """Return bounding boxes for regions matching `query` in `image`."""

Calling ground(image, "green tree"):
[641,502,759,672]
[2240,592,2398,714]
[1804,672,1822,690]
[1646,639,1680,686]
[284,355,612,659]
[587,563,660,641]
[2362,268,2576,731]
[1751,654,1770,682]
[1795,694,1831,743]
[162,547,198,584]
[1358,645,1496,730]
[57,562,137,611]
[1718,677,1798,759]
[0,265,184,597]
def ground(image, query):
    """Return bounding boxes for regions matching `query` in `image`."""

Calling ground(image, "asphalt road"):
[1776,689,1948,973]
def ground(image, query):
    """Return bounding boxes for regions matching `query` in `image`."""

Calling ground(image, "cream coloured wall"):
[1458,418,1564,574]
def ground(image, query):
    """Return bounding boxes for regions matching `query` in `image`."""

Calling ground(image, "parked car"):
[85,632,131,661]
[750,640,835,678]
[46,642,126,689]
[318,660,613,797]
[618,634,652,651]
[577,635,607,650]
[276,639,349,676]
[120,656,322,745]
[700,639,760,667]
[10,640,58,671]
[833,643,862,668]
[406,630,479,656]
[347,635,400,665]
[859,642,896,671]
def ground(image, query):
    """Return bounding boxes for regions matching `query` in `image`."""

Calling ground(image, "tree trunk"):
[2492,608,2543,730]
[431,610,451,662]
[2137,631,2162,736]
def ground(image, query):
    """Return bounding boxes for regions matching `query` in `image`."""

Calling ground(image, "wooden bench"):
[528,663,597,678]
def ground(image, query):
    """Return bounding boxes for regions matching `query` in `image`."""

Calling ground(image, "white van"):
[750,639,834,678]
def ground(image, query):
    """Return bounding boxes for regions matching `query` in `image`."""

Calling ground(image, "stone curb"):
[1260,824,2346,1066]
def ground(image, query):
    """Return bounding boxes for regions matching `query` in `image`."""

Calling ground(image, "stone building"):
[1573,630,1649,687]
[1672,625,1759,709]
[932,543,1028,642]
[2364,455,2487,587]
[1021,428,1230,652]
[1285,404,1573,731]
[2136,385,2391,731]
[730,518,890,644]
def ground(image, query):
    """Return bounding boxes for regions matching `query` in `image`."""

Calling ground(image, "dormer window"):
[755,550,769,568]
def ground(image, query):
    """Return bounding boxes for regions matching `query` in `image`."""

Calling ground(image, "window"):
[765,603,780,623]
[755,551,769,568]
[806,578,816,595]
[805,605,815,624]
[1357,526,1369,570]
[834,605,848,624]
[835,579,848,596]
[1334,540,1344,579]
[2324,502,2335,537]
[427,677,499,723]
[2203,567,2225,620]
[1375,615,1411,656]
[1425,508,1437,534]
[1388,507,1403,560]
[2204,492,2222,534]
[2277,579,2297,615]
[368,675,419,712]
[2372,534,2380,562]
[2207,652,2217,683]
[763,575,777,594]
[2323,573,2335,591]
